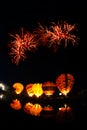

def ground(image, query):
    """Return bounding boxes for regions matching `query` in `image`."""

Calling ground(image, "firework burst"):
[34,23,52,46]
[49,21,79,48]
[8,28,37,65]
[34,21,79,52]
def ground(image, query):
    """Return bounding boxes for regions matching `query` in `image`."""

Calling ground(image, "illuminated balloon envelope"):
[12,82,24,94]
[26,83,34,97]
[10,99,22,110]
[56,73,75,96]
[32,83,43,97]
[42,81,56,96]
[26,83,43,97]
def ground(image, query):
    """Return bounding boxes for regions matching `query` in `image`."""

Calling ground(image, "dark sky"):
[0,0,87,89]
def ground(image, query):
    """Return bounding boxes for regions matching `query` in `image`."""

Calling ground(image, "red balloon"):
[56,73,75,95]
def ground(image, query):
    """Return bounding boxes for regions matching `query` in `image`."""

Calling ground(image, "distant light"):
[0,82,9,92]
[59,92,62,95]
[59,107,61,110]
[0,93,4,99]
[0,83,5,91]
[0,93,6,100]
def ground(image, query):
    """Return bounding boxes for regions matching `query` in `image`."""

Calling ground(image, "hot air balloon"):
[26,83,43,98]
[56,73,75,96]
[32,83,43,97]
[26,83,34,97]
[12,82,24,95]
[42,81,56,96]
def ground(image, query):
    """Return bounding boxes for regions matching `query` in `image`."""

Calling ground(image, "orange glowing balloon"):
[42,81,56,96]
[26,83,43,97]
[32,83,43,97]
[10,99,22,110]
[56,73,75,95]
[13,82,24,94]
[26,83,34,97]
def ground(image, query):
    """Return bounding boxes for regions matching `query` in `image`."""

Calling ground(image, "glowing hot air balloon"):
[42,81,56,96]
[26,83,34,97]
[32,83,43,97]
[26,83,43,98]
[12,82,24,94]
[56,73,75,96]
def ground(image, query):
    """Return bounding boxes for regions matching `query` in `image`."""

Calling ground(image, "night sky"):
[0,0,87,89]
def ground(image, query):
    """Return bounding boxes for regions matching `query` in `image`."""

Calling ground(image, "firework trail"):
[8,28,37,65]
[33,23,52,46]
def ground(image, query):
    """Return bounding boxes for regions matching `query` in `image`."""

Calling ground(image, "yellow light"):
[32,83,43,97]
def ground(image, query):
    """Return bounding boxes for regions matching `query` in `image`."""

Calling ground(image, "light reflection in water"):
[23,102,42,116]
[56,103,73,123]
[0,93,6,100]
[9,98,73,123]
[10,99,22,110]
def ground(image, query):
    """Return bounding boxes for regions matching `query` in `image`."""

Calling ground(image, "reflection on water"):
[9,98,74,123]
[56,104,73,123]
[9,98,86,123]
[0,89,87,129]
[10,99,22,110]
[24,102,43,116]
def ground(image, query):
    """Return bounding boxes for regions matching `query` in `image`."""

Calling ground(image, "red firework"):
[49,21,79,48]
[35,21,79,51]
[34,23,52,46]
[8,28,37,65]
